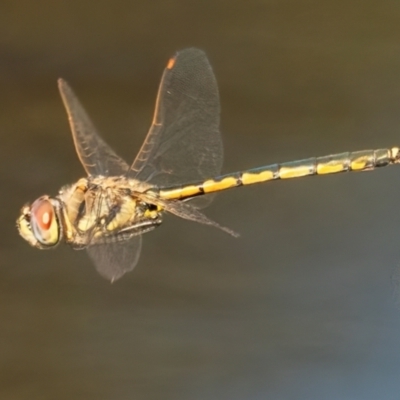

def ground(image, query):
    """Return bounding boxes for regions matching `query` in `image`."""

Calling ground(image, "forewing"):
[86,236,142,282]
[58,79,129,176]
[128,48,223,189]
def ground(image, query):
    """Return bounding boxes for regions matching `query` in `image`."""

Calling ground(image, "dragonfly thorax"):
[17,176,163,251]
[57,177,163,248]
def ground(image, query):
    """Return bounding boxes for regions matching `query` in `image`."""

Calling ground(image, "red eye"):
[31,199,54,231]
[29,197,60,247]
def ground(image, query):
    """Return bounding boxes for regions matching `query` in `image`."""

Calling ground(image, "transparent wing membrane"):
[129,48,223,189]
[59,79,139,279]
[87,236,142,282]
[22,49,398,283]
[159,148,400,200]
[58,79,129,176]
[139,192,239,238]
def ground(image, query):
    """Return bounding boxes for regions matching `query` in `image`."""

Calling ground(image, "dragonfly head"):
[17,196,63,249]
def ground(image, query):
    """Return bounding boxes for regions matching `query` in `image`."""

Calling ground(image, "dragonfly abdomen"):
[159,147,400,200]
[158,175,242,200]
[262,147,400,181]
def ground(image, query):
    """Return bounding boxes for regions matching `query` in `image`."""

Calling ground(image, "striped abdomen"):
[159,147,400,201]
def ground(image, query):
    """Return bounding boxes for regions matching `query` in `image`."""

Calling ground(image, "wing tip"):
[166,56,176,70]
[57,77,67,89]
[100,270,125,283]
[57,78,72,100]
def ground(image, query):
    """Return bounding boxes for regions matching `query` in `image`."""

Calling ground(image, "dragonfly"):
[17,48,400,282]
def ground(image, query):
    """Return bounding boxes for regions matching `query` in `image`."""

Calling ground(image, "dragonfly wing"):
[58,79,129,176]
[139,192,239,238]
[86,235,142,282]
[129,48,223,190]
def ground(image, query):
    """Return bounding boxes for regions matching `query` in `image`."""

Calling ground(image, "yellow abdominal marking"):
[160,185,201,200]
[241,170,274,185]
[316,161,345,175]
[350,156,368,171]
[202,176,238,193]
[279,165,312,179]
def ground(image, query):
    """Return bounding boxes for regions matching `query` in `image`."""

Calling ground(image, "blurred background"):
[1,1,400,399]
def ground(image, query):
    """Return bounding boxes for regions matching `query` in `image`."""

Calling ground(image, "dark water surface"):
[2,1,400,399]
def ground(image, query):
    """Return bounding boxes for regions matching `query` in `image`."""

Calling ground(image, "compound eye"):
[30,198,59,246]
